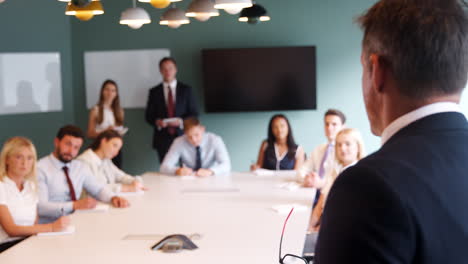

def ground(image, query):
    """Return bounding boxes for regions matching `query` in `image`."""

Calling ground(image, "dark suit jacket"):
[315,112,468,264]
[145,81,198,150]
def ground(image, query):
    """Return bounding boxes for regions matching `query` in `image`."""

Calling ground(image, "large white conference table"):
[0,172,315,264]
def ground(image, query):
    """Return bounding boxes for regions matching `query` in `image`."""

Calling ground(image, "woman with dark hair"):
[77,130,145,193]
[87,79,126,167]
[251,114,305,171]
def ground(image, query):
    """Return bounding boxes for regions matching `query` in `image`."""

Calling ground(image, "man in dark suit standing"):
[315,0,468,263]
[145,57,198,162]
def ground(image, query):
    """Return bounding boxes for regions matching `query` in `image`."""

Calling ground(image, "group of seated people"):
[0,125,145,252]
[0,108,364,252]
[249,109,366,232]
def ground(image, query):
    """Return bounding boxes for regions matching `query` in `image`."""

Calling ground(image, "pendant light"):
[65,0,104,21]
[186,0,219,22]
[120,0,151,29]
[214,0,252,15]
[238,2,269,24]
[160,5,190,28]
[138,0,180,9]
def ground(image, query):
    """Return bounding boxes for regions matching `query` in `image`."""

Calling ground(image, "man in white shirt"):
[160,118,231,177]
[299,109,346,206]
[37,125,129,223]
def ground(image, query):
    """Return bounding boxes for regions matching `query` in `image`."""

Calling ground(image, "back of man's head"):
[357,0,468,99]
[56,125,85,140]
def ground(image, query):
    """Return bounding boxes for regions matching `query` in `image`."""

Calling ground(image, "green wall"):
[12,0,468,175]
[70,0,381,175]
[0,0,74,158]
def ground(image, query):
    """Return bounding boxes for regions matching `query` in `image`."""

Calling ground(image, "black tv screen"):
[201,46,316,112]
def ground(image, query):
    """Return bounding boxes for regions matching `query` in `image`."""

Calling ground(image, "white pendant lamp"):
[65,0,104,21]
[186,0,219,22]
[214,0,252,15]
[160,6,190,28]
[138,0,181,9]
[120,0,151,29]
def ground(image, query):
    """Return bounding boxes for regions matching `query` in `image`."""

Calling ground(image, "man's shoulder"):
[149,83,164,93]
[176,81,191,89]
[37,154,52,169]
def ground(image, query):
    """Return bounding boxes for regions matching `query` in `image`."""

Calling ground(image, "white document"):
[253,168,275,176]
[75,203,109,213]
[37,225,76,237]
[116,190,145,197]
[271,204,308,214]
[113,126,129,135]
[162,117,181,124]
[277,182,301,191]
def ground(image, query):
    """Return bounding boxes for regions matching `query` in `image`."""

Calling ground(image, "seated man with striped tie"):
[37,125,129,224]
[160,117,231,177]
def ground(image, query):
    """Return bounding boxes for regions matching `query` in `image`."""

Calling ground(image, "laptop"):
[302,231,318,262]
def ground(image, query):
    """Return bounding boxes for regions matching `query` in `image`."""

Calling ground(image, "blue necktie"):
[194,146,202,170]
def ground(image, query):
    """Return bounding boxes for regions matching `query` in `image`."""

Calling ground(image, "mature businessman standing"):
[145,57,198,162]
[315,0,468,263]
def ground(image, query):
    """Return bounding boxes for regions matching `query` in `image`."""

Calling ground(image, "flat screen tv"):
[201,46,316,112]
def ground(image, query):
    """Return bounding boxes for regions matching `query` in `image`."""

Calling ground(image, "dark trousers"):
[0,237,27,254]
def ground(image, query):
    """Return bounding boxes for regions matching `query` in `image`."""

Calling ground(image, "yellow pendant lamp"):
[138,0,181,9]
[65,1,104,21]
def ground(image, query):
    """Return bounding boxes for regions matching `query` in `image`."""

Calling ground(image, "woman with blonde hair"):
[308,128,365,232]
[0,137,69,253]
[87,79,125,168]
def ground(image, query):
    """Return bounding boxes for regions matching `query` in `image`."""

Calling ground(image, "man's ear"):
[370,54,386,93]
[53,138,59,149]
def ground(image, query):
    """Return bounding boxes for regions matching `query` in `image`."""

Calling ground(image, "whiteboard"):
[84,49,170,109]
[0,52,62,115]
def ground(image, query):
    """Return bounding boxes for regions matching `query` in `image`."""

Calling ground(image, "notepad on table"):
[37,225,76,236]
[116,190,145,197]
[75,203,109,213]
[271,204,308,214]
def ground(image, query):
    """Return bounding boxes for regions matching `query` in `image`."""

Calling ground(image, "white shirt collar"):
[163,80,177,90]
[49,153,70,169]
[381,102,461,145]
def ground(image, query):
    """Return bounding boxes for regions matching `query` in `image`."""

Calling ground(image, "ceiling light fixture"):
[138,0,180,9]
[238,2,269,24]
[65,0,104,21]
[160,5,190,28]
[214,0,252,15]
[186,0,219,22]
[120,0,151,29]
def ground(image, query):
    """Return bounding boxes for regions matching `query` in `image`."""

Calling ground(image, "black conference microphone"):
[279,207,309,264]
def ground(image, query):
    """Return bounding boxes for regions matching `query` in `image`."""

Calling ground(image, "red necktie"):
[167,87,176,135]
[62,166,77,201]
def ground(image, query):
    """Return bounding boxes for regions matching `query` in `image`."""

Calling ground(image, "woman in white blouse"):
[78,130,145,193]
[87,79,125,168]
[308,128,366,232]
[0,137,70,253]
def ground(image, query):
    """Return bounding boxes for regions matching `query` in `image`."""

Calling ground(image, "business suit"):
[315,112,468,263]
[145,81,198,162]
